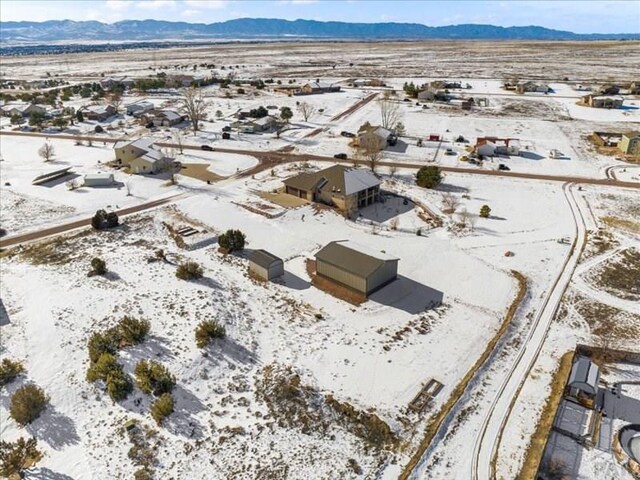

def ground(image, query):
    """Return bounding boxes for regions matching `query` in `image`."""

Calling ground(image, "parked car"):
[222,126,232,132]
[445,148,455,155]
[201,145,214,151]
[498,164,511,171]
[459,155,469,162]
[222,132,231,140]
[340,131,355,138]
[333,153,348,160]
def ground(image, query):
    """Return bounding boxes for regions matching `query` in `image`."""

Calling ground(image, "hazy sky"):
[1,0,639,34]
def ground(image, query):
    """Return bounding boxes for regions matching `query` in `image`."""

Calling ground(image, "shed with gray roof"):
[314,240,398,296]
[249,250,284,281]
[567,356,600,400]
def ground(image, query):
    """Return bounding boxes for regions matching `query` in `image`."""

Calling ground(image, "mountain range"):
[1,18,638,44]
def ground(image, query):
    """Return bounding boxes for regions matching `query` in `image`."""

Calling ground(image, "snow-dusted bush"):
[150,393,174,425]
[9,384,49,426]
[134,360,175,397]
[118,317,150,346]
[175,261,203,280]
[0,359,25,388]
[0,437,42,478]
[195,319,226,349]
[88,257,107,276]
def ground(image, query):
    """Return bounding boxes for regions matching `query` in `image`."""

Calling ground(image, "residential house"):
[417,89,435,102]
[597,84,621,96]
[298,80,341,95]
[591,131,623,147]
[357,124,397,150]
[84,104,116,122]
[475,137,520,157]
[165,75,195,88]
[100,76,135,89]
[565,356,600,408]
[230,116,276,133]
[314,240,399,296]
[516,81,550,94]
[283,165,381,217]
[0,103,47,118]
[619,131,640,156]
[248,250,284,281]
[126,101,155,117]
[582,94,624,109]
[352,78,385,87]
[248,115,276,132]
[113,137,173,174]
[147,109,185,127]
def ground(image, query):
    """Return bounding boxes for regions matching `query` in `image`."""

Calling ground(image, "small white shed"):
[249,250,284,281]
[84,173,115,187]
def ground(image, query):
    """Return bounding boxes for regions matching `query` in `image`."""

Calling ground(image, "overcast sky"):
[1,0,639,34]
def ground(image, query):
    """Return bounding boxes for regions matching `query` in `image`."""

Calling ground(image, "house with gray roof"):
[84,104,116,122]
[126,100,155,117]
[113,137,172,174]
[299,80,341,95]
[283,165,381,217]
[314,240,399,296]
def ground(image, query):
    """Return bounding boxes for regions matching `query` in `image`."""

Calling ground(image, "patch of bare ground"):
[1,229,91,265]
[254,363,396,450]
[582,228,620,260]
[484,99,567,121]
[572,292,640,341]
[590,248,640,301]
[601,216,640,235]
[178,163,223,183]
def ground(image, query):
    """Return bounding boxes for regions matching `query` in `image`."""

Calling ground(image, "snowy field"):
[0,157,595,479]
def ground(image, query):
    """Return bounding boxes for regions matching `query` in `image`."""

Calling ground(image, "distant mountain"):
[1,18,638,44]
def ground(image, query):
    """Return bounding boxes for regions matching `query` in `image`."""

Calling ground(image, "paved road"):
[2,131,638,189]
[0,193,186,249]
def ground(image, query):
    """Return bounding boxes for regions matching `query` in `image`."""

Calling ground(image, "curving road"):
[470,182,588,480]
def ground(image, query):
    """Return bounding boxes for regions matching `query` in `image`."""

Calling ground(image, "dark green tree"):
[416,166,443,189]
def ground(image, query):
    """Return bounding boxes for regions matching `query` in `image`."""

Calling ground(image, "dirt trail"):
[0,193,185,249]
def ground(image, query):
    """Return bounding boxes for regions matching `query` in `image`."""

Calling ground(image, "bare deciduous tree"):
[441,192,460,215]
[38,142,55,162]
[469,214,477,232]
[181,86,209,132]
[457,208,470,228]
[106,91,123,113]
[173,130,184,155]
[379,92,402,129]
[358,135,383,172]
[298,102,316,122]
